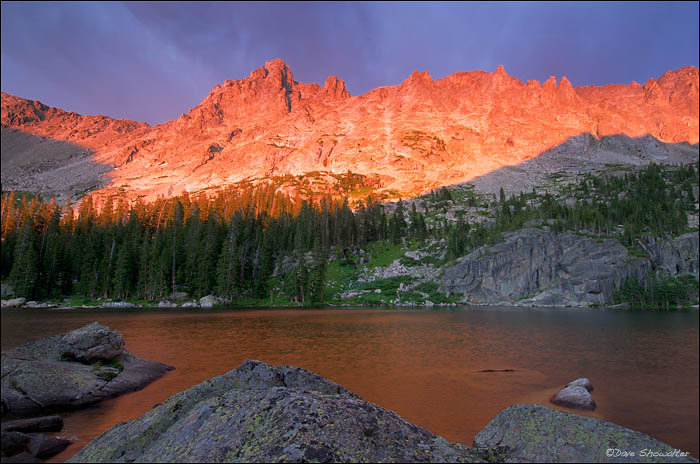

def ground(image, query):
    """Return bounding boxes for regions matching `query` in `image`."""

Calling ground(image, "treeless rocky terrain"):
[2,60,698,204]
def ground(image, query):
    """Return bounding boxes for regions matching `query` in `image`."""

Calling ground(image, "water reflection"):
[1,306,698,461]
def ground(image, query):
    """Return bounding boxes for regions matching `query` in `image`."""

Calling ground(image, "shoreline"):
[2,298,698,311]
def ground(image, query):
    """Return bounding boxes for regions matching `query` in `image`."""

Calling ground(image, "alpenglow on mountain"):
[1,59,698,203]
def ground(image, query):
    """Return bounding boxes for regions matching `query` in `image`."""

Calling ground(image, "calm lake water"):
[1,306,698,461]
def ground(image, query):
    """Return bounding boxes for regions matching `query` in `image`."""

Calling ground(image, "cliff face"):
[440,229,699,306]
[2,60,698,202]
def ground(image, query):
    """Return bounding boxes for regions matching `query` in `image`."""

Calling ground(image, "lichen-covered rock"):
[550,385,596,410]
[474,404,697,463]
[59,322,124,363]
[1,323,173,416]
[69,360,489,463]
[70,363,697,463]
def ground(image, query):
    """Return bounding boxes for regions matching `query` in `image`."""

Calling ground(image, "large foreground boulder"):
[1,323,173,416]
[69,361,697,463]
[474,404,697,463]
[69,360,489,463]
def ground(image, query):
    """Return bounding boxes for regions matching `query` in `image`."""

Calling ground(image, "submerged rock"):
[1,323,173,416]
[69,361,696,463]
[474,404,697,463]
[69,360,488,463]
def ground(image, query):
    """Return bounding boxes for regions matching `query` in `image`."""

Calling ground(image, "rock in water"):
[25,434,71,458]
[566,377,594,392]
[1,322,173,416]
[59,322,125,363]
[551,385,597,410]
[474,404,697,463]
[69,360,487,463]
[1,416,63,433]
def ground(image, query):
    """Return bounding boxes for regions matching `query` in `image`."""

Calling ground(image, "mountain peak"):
[323,75,350,98]
[2,64,697,203]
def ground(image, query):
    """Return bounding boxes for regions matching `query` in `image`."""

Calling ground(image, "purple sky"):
[2,1,698,126]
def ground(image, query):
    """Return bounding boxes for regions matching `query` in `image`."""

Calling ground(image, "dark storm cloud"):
[2,1,698,125]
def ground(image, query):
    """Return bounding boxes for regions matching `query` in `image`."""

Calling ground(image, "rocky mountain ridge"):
[2,60,698,204]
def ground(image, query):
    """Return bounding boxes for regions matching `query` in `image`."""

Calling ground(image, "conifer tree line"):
[1,162,696,303]
[0,184,427,302]
[444,163,698,259]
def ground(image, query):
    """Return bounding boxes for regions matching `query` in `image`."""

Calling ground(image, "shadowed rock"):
[1,323,173,416]
[26,434,71,458]
[1,416,62,433]
[0,450,41,463]
[474,404,697,463]
[1,431,30,457]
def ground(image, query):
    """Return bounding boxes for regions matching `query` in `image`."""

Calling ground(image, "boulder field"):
[70,360,697,463]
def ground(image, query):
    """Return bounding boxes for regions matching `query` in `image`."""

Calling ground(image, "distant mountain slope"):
[2,60,698,203]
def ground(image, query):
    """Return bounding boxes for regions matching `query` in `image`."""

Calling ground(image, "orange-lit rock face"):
[2,60,698,202]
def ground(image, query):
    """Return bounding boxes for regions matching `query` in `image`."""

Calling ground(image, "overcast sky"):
[2,1,698,125]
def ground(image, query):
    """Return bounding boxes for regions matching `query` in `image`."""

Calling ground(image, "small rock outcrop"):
[69,361,697,463]
[1,323,173,416]
[199,295,222,308]
[474,404,697,463]
[58,322,125,363]
[551,385,596,411]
